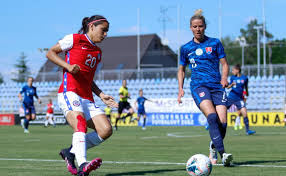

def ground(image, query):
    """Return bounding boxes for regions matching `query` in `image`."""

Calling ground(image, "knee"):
[207,113,218,124]
[100,126,113,140]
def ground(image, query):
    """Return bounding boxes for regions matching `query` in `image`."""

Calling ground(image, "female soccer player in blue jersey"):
[134,89,152,130]
[227,64,256,135]
[177,9,233,166]
[18,77,41,133]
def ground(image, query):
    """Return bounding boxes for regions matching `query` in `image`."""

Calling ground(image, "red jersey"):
[58,34,102,101]
[47,103,54,113]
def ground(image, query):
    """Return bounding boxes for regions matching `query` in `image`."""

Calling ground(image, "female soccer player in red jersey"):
[46,15,118,176]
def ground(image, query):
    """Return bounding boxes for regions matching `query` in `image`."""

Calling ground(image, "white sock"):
[44,120,48,126]
[235,116,240,126]
[21,119,24,127]
[48,118,54,125]
[86,131,104,150]
[70,132,86,166]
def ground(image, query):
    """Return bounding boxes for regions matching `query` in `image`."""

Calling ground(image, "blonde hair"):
[190,9,206,27]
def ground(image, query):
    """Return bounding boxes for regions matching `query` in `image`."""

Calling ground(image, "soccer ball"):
[186,154,212,176]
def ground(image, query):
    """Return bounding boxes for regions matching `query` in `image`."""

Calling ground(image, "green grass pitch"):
[0,125,286,176]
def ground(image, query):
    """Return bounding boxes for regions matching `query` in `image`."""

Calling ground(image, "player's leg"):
[142,114,147,130]
[57,92,86,175]
[192,87,223,164]
[240,107,255,135]
[24,114,31,133]
[22,104,30,133]
[76,100,111,175]
[115,102,123,130]
[65,111,88,173]
[236,109,242,130]
[212,90,233,166]
[45,114,49,127]
[122,103,135,122]
[48,114,56,127]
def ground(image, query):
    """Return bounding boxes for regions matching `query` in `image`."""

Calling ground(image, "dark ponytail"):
[234,64,241,73]
[78,15,108,34]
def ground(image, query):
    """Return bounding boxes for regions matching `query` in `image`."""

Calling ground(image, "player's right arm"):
[46,35,80,74]
[177,65,186,104]
[227,76,236,89]
[177,46,188,104]
[18,87,24,102]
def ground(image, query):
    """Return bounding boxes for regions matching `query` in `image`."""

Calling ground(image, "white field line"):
[0,158,286,168]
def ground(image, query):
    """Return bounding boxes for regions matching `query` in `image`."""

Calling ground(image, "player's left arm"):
[220,58,229,88]
[92,81,118,108]
[245,77,249,96]
[34,88,42,104]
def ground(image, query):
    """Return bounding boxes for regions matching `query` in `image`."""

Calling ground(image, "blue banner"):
[138,113,208,126]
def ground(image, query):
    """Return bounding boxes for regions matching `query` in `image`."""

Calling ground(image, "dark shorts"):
[226,99,246,110]
[118,101,131,114]
[138,109,146,116]
[106,114,111,118]
[23,103,36,115]
[191,86,227,108]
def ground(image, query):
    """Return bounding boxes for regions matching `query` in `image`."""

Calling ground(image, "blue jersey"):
[180,36,226,90]
[20,85,38,105]
[228,74,248,101]
[137,96,147,111]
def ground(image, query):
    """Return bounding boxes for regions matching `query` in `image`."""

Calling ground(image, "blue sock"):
[207,113,225,156]
[243,116,250,132]
[219,123,227,139]
[143,118,146,127]
[24,119,29,130]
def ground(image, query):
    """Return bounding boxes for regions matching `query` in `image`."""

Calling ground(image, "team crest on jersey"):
[195,48,203,56]
[199,92,205,97]
[72,100,81,107]
[205,47,212,54]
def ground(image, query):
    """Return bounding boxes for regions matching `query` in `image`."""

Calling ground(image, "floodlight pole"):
[137,8,141,75]
[254,26,262,77]
[262,0,267,76]
[177,4,180,69]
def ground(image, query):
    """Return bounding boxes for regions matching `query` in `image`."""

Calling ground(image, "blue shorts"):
[23,103,36,115]
[191,86,227,108]
[226,99,246,110]
[138,109,146,116]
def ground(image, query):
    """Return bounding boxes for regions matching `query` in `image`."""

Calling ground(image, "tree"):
[12,52,30,82]
[221,36,241,66]
[239,19,273,65]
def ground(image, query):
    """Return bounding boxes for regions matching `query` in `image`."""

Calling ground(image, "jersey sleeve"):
[34,87,38,98]
[119,87,123,95]
[245,77,248,87]
[229,76,233,84]
[179,46,188,66]
[58,34,73,51]
[216,40,226,59]
[20,86,25,94]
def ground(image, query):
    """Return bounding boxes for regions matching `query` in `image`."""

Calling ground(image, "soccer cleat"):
[234,126,238,130]
[24,129,30,133]
[246,130,256,135]
[239,125,243,130]
[208,141,217,164]
[142,127,146,130]
[59,148,77,175]
[222,153,233,167]
[77,158,102,176]
[113,126,117,131]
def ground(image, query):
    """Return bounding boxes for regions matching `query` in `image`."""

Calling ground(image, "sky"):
[0,0,285,82]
